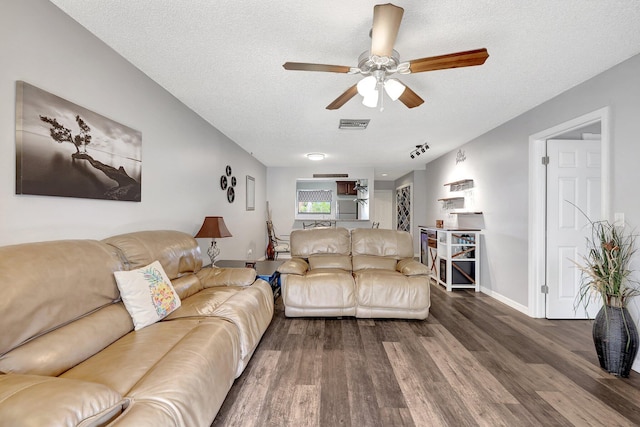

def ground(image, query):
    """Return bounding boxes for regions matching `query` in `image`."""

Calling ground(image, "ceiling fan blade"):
[408,48,489,73]
[398,84,424,108]
[370,3,404,57]
[283,62,351,73]
[326,84,358,110]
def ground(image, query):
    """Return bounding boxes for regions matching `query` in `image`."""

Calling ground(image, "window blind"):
[297,190,332,202]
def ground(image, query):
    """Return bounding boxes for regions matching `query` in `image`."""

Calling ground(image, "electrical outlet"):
[614,212,625,226]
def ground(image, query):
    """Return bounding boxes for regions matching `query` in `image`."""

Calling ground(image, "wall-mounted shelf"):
[450,211,483,215]
[444,179,474,191]
[438,196,464,210]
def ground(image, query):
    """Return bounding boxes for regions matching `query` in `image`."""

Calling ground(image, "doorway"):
[373,190,393,229]
[528,107,611,318]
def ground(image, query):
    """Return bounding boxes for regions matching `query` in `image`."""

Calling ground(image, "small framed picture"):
[246,175,255,211]
[245,261,256,269]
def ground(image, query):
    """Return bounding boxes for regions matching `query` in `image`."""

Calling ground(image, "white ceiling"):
[50,0,640,180]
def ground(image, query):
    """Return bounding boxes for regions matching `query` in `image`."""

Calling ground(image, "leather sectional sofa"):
[0,230,274,426]
[278,227,431,319]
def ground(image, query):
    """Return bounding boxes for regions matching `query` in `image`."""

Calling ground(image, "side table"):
[215,260,283,300]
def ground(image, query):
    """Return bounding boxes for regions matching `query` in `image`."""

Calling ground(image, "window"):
[297,190,332,214]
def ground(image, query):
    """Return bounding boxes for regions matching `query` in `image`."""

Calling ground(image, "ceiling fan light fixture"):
[306,152,325,161]
[384,78,405,101]
[356,75,377,97]
[362,89,379,108]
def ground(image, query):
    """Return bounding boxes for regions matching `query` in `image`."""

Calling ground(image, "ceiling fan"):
[283,3,489,110]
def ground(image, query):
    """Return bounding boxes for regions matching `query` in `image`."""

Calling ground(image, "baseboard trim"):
[480,286,529,315]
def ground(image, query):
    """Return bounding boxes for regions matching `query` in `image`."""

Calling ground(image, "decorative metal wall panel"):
[396,185,411,232]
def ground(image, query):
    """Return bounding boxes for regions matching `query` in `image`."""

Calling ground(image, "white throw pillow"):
[114,260,181,330]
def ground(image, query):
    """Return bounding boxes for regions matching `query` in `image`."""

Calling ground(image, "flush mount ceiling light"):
[306,153,326,161]
[410,143,430,159]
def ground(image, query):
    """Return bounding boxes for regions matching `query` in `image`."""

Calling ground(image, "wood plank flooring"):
[212,283,640,426]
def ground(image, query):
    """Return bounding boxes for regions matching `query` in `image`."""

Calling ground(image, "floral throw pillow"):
[114,260,181,330]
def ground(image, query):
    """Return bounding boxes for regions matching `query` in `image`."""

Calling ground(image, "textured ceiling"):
[50,0,640,180]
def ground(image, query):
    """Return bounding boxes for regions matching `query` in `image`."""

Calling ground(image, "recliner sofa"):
[0,230,274,426]
[278,227,430,319]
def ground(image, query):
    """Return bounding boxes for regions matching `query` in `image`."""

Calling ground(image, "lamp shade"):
[195,216,232,239]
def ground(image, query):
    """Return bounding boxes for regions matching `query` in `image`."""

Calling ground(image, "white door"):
[373,190,393,229]
[546,139,601,319]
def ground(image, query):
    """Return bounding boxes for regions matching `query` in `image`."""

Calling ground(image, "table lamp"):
[195,216,232,266]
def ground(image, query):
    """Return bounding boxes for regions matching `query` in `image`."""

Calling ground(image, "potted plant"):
[574,216,640,377]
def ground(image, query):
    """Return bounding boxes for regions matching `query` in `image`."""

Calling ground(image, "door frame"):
[528,107,611,318]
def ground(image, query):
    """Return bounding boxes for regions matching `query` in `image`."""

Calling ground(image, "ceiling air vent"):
[313,174,349,178]
[339,119,370,130]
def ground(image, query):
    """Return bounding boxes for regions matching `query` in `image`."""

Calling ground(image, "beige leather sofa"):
[0,230,274,427]
[278,227,430,319]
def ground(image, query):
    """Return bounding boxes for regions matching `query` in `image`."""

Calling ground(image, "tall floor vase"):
[592,305,639,378]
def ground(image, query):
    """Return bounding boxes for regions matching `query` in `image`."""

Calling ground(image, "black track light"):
[409,142,430,159]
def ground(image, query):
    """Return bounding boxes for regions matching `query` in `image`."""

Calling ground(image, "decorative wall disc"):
[221,166,236,202]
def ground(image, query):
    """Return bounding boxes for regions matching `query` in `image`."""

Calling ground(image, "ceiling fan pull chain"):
[378,80,385,111]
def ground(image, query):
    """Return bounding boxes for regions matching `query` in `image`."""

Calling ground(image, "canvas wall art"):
[15,81,142,201]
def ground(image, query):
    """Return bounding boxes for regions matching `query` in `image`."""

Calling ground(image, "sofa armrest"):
[277,258,309,275]
[196,266,257,287]
[0,373,127,426]
[396,259,429,276]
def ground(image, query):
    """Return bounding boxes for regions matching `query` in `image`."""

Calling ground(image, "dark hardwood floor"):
[213,283,640,426]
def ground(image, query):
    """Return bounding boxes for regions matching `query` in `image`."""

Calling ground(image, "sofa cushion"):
[171,274,204,300]
[114,261,181,330]
[0,239,124,358]
[277,258,309,275]
[61,318,239,427]
[354,270,430,319]
[0,304,133,377]
[282,269,356,312]
[352,255,397,271]
[208,280,275,375]
[308,254,352,271]
[165,286,240,319]
[396,258,430,276]
[290,227,351,258]
[351,228,414,259]
[196,266,257,287]
[0,374,126,427]
[104,230,202,280]
[166,280,274,377]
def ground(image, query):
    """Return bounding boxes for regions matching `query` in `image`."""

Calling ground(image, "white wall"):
[266,166,374,237]
[423,53,640,369]
[0,0,267,262]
